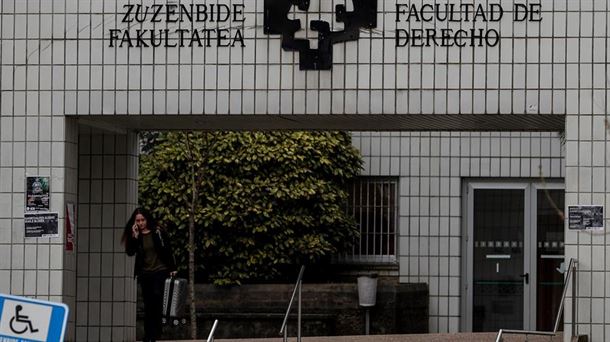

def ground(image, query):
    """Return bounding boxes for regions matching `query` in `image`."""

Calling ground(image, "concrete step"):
[165,332,565,342]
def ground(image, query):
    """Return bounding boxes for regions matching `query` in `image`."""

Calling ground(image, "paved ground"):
[167,332,564,342]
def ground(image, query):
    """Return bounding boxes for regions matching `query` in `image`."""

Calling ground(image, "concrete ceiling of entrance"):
[74,114,565,132]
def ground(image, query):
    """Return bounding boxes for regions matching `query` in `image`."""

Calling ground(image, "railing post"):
[297,279,302,342]
[207,319,219,342]
[496,258,577,341]
[279,266,305,342]
[571,262,576,337]
[553,258,576,334]
[495,329,503,342]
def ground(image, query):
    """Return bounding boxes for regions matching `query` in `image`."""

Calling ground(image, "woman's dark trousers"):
[139,271,168,342]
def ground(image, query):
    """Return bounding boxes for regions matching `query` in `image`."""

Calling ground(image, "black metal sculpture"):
[264,0,378,70]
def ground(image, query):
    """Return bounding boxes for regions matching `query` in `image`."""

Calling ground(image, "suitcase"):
[162,276,188,326]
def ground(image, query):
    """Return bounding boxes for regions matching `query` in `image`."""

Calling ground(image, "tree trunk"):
[189,175,198,339]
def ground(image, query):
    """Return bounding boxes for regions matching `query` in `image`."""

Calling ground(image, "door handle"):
[520,273,529,284]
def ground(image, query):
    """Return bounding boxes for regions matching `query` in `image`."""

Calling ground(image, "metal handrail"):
[279,265,305,342]
[553,258,577,333]
[207,319,219,342]
[495,258,578,342]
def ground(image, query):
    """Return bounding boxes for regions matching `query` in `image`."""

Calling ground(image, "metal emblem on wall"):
[263,0,378,70]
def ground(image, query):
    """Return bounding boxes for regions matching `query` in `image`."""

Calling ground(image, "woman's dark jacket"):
[125,228,177,278]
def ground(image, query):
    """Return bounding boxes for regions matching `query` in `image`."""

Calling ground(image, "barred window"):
[341,177,398,264]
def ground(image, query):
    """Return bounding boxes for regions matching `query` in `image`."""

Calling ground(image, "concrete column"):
[75,127,139,341]
[564,110,608,341]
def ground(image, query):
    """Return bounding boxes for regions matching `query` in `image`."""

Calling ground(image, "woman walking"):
[122,208,177,342]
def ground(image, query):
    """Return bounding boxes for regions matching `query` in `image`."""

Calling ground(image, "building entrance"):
[463,181,564,332]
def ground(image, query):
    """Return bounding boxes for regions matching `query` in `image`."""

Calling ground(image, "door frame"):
[460,179,564,332]
[530,181,565,330]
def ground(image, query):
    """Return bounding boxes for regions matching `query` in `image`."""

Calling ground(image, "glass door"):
[463,181,565,332]
[535,188,565,331]
[472,189,526,332]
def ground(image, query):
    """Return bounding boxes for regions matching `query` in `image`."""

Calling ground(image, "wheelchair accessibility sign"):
[0,294,68,342]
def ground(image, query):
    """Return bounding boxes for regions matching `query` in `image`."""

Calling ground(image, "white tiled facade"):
[564,94,610,338]
[0,115,79,338]
[0,0,592,116]
[0,0,607,341]
[353,131,565,333]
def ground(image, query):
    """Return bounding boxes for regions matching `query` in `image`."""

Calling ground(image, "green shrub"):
[139,131,362,285]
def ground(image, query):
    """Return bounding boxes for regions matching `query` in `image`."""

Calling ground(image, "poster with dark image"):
[568,205,604,230]
[25,212,59,238]
[26,176,50,212]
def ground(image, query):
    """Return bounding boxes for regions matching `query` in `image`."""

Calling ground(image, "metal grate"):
[342,177,398,264]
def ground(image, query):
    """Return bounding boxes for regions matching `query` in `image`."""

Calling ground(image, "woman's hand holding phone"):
[132,224,139,239]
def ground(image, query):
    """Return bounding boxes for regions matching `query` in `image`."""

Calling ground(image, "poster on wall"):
[65,203,76,252]
[25,176,50,212]
[568,205,604,231]
[25,212,59,238]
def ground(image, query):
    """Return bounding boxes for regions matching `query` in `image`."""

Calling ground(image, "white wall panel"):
[0,0,596,116]
[355,131,565,334]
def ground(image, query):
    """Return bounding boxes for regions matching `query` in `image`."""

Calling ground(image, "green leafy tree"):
[139,131,362,286]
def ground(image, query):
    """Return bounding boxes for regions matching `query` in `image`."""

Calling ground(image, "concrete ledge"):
[142,281,428,340]
[164,332,565,342]
[76,114,565,132]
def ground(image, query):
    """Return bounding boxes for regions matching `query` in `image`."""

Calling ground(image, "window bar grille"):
[365,180,370,259]
[371,182,381,255]
[393,181,397,258]
[358,181,363,260]
[391,181,395,256]
[352,182,356,260]
[343,177,398,263]
[386,181,390,257]
[377,182,379,256]
[386,180,390,257]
